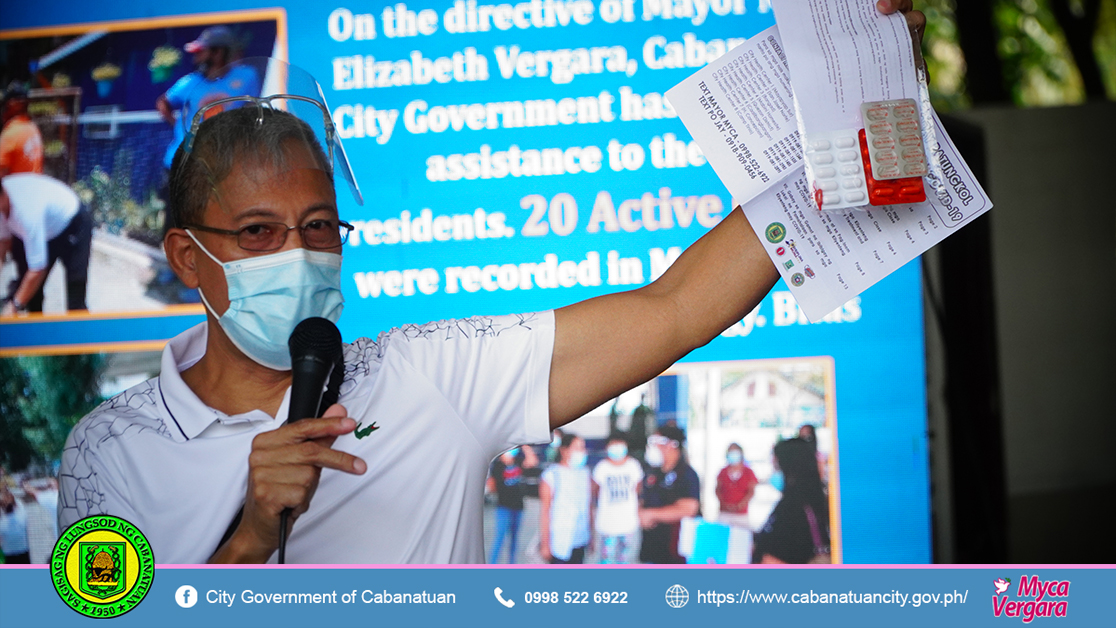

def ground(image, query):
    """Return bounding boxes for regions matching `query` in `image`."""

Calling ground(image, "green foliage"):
[995,0,1087,105]
[1097,0,1116,96]
[72,150,165,246]
[0,360,35,471]
[918,0,1116,108]
[0,355,105,469]
[921,0,972,111]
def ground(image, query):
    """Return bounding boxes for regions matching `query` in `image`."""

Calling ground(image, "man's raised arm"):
[549,208,777,428]
[548,0,925,429]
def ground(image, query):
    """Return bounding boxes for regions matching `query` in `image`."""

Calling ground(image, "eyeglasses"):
[184,219,354,251]
[647,435,679,448]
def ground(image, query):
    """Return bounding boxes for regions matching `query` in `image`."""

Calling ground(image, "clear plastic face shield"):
[178,56,363,207]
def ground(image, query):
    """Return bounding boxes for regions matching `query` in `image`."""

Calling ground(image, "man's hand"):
[638,508,657,530]
[213,404,366,563]
[877,0,926,35]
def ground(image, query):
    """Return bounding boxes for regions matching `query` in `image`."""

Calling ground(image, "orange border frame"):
[664,355,843,564]
[0,9,287,355]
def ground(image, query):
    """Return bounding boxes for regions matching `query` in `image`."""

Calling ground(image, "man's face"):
[192,48,211,69]
[187,142,339,317]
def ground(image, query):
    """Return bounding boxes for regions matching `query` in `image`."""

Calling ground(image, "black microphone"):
[287,317,343,423]
[279,317,343,563]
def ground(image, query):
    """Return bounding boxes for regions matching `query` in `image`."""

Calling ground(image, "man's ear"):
[164,228,200,289]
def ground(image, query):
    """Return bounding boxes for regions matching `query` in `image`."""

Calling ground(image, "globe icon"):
[665,584,689,608]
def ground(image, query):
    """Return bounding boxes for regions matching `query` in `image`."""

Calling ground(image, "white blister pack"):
[773,0,941,212]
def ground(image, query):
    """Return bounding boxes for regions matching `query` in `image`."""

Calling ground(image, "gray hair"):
[167,106,333,228]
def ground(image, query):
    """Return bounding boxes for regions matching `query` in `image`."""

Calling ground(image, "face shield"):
[178,56,363,206]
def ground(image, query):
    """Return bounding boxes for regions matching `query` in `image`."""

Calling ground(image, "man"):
[57,0,924,565]
[638,426,700,564]
[592,434,643,564]
[1,173,91,315]
[0,82,43,178]
[155,26,259,181]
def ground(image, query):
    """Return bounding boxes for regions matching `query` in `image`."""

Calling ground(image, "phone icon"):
[494,587,515,608]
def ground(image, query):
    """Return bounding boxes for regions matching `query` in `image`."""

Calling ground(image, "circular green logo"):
[791,273,806,287]
[765,222,787,244]
[51,515,155,619]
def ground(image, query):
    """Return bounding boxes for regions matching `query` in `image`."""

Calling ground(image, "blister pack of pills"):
[773,0,944,213]
[804,130,869,209]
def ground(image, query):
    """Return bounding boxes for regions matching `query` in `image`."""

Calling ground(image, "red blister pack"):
[859,130,926,206]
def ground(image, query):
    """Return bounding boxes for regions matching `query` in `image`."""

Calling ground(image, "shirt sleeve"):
[16,206,48,270]
[163,74,197,109]
[57,422,140,532]
[392,311,555,461]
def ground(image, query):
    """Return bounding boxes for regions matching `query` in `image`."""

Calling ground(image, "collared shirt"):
[58,312,554,563]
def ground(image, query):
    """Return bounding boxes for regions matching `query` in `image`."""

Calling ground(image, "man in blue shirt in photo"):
[155,26,260,173]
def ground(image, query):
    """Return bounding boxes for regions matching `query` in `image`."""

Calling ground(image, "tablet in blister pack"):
[858,130,927,206]
[860,99,928,180]
[804,129,869,210]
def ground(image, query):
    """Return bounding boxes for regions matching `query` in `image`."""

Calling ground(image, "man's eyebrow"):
[231,207,282,222]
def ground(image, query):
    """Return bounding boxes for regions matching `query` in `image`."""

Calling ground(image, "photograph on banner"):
[0,348,159,564]
[492,356,839,565]
[0,10,283,318]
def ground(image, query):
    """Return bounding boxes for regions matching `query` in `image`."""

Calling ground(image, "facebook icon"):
[175,585,198,608]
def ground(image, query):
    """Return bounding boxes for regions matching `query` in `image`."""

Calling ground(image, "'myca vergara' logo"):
[993,575,1069,623]
[51,515,154,619]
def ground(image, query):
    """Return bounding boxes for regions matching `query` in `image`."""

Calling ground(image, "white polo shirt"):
[58,312,554,563]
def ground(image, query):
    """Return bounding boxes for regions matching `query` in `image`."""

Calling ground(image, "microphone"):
[279,317,343,563]
[287,317,343,423]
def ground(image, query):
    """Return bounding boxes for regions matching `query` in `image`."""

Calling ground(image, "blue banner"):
[3,565,1114,627]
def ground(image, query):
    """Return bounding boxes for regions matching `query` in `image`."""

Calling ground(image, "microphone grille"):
[289,317,343,359]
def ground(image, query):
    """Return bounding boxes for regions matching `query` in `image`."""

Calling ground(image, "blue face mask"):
[607,444,627,461]
[189,231,344,370]
[770,470,785,493]
[569,451,587,468]
[727,450,743,465]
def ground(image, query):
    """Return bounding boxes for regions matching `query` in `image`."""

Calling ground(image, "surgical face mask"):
[569,451,587,468]
[607,444,627,461]
[727,450,743,465]
[770,470,785,493]
[644,445,664,468]
[189,231,344,370]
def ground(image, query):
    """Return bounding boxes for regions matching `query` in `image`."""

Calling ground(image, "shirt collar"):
[158,322,290,440]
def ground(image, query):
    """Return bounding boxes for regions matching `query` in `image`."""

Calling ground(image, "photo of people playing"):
[0,13,280,316]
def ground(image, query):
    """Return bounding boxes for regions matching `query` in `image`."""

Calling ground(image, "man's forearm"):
[14,269,49,305]
[647,498,700,526]
[550,208,778,426]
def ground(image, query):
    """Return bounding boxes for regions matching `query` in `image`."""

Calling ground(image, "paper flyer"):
[666,25,801,208]
[741,112,992,322]
[667,5,993,321]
